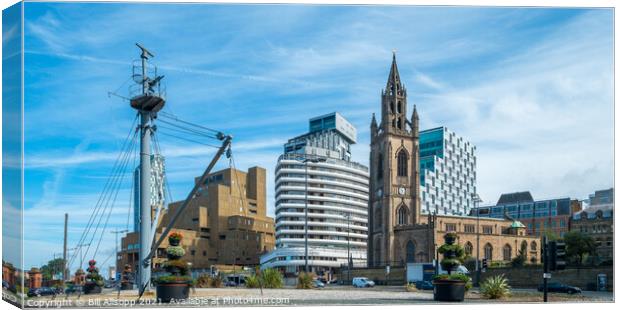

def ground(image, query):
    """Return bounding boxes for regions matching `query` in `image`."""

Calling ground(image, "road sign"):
[386,266,390,274]
[543,273,551,279]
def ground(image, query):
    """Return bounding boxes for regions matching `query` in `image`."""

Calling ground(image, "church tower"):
[368,53,422,266]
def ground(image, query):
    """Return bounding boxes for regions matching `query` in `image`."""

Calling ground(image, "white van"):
[352,277,375,288]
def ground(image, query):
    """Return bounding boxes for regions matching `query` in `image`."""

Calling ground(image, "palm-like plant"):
[296,272,314,289]
[480,274,511,299]
[261,268,284,288]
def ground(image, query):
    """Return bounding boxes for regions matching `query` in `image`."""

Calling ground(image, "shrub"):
[209,275,224,288]
[195,274,210,288]
[405,283,417,292]
[261,268,284,288]
[297,272,314,289]
[511,255,526,267]
[154,275,193,285]
[169,232,183,241]
[480,275,511,299]
[433,273,472,291]
[162,260,190,275]
[245,275,260,288]
[166,246,186,257]
[437,233,465,274]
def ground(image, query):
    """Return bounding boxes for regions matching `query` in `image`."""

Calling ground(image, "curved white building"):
[260,113,369,278]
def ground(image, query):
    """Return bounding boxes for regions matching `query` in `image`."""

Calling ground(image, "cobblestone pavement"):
[10,285,613,308]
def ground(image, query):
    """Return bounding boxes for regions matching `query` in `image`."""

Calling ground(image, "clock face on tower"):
[398,187,406,195]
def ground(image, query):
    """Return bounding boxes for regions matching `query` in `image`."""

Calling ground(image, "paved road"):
[12,285,613,307]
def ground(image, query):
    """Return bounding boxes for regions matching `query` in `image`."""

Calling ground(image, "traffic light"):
[482,258,488,269]
[549,241,567,271]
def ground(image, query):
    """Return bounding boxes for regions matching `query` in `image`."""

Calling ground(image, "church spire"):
[386,51,402,94]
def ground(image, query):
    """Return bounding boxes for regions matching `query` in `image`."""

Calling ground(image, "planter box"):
[432,280,465,302]
[156,282,190,303]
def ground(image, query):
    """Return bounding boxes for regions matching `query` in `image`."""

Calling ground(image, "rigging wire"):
[76,128,138,266]
[68,126,138,268]
[67,114,139,269]
[159,111,222,134]
[92,130,139,258]
[157,131,222,149]
[156,124,217,141]
[156,118,219,139]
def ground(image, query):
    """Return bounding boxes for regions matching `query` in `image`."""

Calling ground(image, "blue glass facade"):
[419,127,443,186]
[473,198,570,219]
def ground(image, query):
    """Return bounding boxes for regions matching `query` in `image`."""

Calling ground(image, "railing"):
[278,153,369,172]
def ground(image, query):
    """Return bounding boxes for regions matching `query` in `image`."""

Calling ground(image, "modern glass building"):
[470,191,577,237]
[133,154,166,232]
[260,112,369,279]
[419,126,477,216]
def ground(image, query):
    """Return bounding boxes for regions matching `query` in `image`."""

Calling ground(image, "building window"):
[484,243,493,260]
[482,226,493,234]
[406,241,415,263]
[397,205,408,225]
[445,223,456,232]
[530,241,537,252]
[377,153,383,180]
[464,242,473,256]
[464,224,475,233]
[503,244,512,261]
[397,149,408,177]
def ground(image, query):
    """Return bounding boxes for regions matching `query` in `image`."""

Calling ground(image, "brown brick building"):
[367,54,540,266]
[570,203,613,260]
[470,192,582,238]
[118,166,275,273]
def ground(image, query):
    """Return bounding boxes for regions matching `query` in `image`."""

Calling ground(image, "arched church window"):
[377,153,383,179]
[397,149,408,177]
[406,241,415,263]
[484,243,493,260]
[464,242,473,256]
[503,244,512,261]
[397,205,408,225]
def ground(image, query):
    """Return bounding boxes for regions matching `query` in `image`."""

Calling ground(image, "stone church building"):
[367,54,541,267]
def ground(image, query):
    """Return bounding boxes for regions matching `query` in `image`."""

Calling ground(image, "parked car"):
[104,280,117,288]
[3,280,16,293]
[312,280,325,288]
[64,285,82,294]
[27,287,57,297]
[537,283,582,294]
[415,280,434,290]
[317,277,328,284]
[224,280,238,287]
[352,277,375,288]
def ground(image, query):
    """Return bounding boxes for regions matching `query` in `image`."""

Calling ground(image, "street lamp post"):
[471,193,483,286]
[111,229,129,281]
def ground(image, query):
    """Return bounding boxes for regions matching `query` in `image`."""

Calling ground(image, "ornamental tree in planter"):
[154,232,192,303]
[432,232,470,302]
[83,260,104,294]
[120,264,134,290]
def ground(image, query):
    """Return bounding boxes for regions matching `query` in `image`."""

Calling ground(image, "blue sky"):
[10,3,614,270]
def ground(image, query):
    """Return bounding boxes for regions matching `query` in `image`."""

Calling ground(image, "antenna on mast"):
[136,43,154,59]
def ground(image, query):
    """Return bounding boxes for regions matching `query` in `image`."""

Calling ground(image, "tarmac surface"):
[7,285,614,308]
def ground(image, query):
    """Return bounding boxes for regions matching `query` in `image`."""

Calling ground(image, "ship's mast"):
[131,43,165,294]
